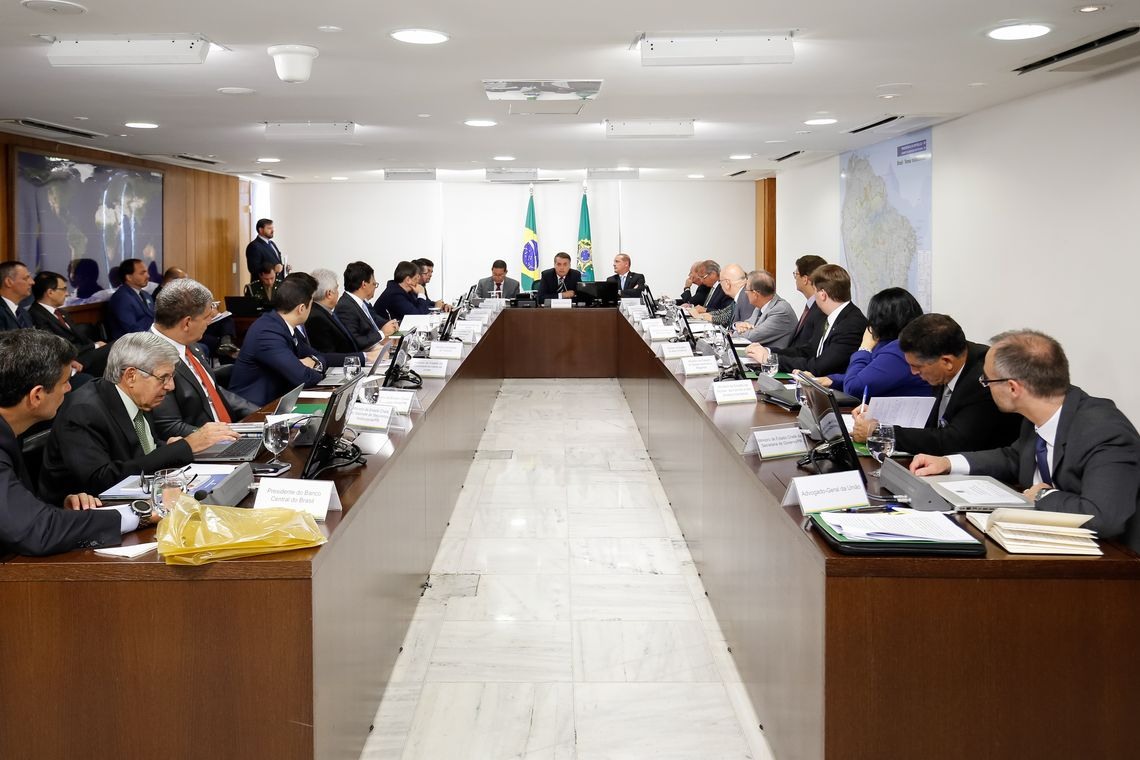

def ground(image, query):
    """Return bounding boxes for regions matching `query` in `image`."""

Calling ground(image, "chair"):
[213,364,234,390]
[20,429,52,488]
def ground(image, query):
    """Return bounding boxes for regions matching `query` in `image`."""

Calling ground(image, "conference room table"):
[2,306,1138,760]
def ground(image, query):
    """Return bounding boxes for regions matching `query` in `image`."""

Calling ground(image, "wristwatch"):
[1034,487,1057,504]
[129,499,153,528]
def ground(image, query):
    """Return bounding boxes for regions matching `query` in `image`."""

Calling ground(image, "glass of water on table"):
[343,355,362,380]
[866,423,896,477]
[761,352,779,378]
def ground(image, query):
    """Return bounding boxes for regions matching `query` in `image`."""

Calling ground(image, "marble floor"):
[360,379,776,760]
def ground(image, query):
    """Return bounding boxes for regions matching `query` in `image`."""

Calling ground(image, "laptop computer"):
[879,458,1033,513]
[224,296,268,318]
[197,384,308,462]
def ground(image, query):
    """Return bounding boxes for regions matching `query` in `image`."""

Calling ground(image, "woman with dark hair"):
[817,287,933,398]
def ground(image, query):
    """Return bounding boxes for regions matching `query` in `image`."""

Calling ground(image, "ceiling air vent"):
[258,171,288,180]
[1015,26,1140,75]
[0,117,107,139]
[726,169,749,177]
[384,169,437,181]
[773,150,804,162]
[848,115,903,134]
[174,153,223,166]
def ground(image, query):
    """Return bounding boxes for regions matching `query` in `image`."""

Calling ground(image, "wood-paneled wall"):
[1,130,242,298]
[755,177,776,275]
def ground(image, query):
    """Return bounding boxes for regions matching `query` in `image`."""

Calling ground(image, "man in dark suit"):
[851,314,1022,455]
[676,261,710,306]
[311,268,394,356]
[107,258,156,339]
[535,252,583,302]
[39,332,237,504]
[912,330,1140,552]
[606,253,646,298]
[746,264,867,376]
[245,218,285,284]
[0,330,150,556]
[334,261,397,350]
[475,260,521,299]
[29,271,112,377]
[786,254,828,353]
[687,260,734,315]
[375,261,433,322]
[150,279,259,439]
[0,260,35,331]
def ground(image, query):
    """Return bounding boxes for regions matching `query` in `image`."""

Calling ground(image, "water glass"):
[343,356,362,379]
[150,468,190,518]
[761,352,780,377]
[866,423,896,477]
[359,379,381,405]
[263,419,293,465]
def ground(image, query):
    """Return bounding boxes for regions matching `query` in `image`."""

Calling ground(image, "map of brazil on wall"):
[839,129,932,311]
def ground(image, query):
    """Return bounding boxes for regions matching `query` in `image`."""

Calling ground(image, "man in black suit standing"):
[245,218,286,284]
[311,268,394,355]
[606,253,646,298]
[911,330,1140,552]
[28,271,112,377]
[39,332,237,504]
[0,330,152,556]
[745,264,867,377]
[334,261,397,350]
[786,255,828,353]
[851,314,1021,455]
[536,252,582,302]
[0,261,35,331]
[150,279,258,439]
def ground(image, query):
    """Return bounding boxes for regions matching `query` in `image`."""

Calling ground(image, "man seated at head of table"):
[693,263,749,327]
[38,332,237,505]
[535,252,583,302]
[0,331,163,556]
[375,260,433,322]
[851,313,1022,455]
[731,270,798,349]
[606,253,646,298]
[475,260,521,300]
[910,330,1140,551]
[745,264,867,377]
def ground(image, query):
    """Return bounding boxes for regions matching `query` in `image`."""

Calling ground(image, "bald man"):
[695,263,748,328]
[606,254,646,297]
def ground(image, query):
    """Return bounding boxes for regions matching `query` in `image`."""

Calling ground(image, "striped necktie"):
[133,411,155,454]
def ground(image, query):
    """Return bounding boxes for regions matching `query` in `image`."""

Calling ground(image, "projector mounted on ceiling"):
[639,32,794,66]
[484,80,602,116]
[47,35,210,66]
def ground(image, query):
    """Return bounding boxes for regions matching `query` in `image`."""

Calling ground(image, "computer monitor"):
[641,285,656,314]
[301,375,364,479]
[382,329,420,388]
[367,342,392,375]
[678,310,698,348]
[576,280,619,306]
[795,374,867,485]
[436,304,461,342]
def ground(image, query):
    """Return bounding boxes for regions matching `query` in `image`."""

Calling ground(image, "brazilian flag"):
[577,191,594,282]
[521,195,539,290]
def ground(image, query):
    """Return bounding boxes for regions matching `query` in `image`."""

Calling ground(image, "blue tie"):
[1034,434,1051,485]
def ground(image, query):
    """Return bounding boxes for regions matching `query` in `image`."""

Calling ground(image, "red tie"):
[184,349,231,423]
[795,304,811,334]
[55,311,69,328]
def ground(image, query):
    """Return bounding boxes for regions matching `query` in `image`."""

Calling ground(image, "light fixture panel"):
[605,119,695,138]
[264,121,355,137]
[47,36,209,66]
[640,32,794,66]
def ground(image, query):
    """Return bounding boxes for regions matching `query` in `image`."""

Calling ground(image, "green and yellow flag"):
[521,194,540,290]
[577,191,594,282]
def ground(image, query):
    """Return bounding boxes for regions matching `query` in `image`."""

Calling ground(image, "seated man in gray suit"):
[911,329,1140,552]
[733,270,798,349]
[475,260,520,299]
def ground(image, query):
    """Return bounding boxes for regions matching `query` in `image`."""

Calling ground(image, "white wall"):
[271,180,754,303]
[774,64,1140,423]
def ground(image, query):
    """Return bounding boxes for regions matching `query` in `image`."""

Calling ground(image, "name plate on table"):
[481,298,507,311]
[627,308,649,322]
[347,403,394,431]
[456,318,484,333]
[398,314,435,332]
[408,358,449,378]
[452,324,479,344]
[621,298,643,309]
[781,470,869,514]
[374,389,417,414]
[688,320,713,334]
[254,477,342,521]
[464,311,491,326]
[429,341,464,360]
[709,379,758,405]
[682,355,720,376]
[648,326,677,342]
[550,298,573,309]
[659,342,694,359]
[640,318,665,332]
[744,426,809,458]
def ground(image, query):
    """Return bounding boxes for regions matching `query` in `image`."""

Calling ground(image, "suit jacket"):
[893,342,1022,456]
[243,281,275,305]
[787,301,826,353]
[333,292,383,350]
[0,301,32,331]
[963,387,1140,550]
[152,343,260,439]
[677,284,710,306]
[294,323,359,369]
[39,380,193,504]
[1,416,121,557]
[776,301,867,376]
[27,303,111,375]
[228,312,326,406]
[475,276,521,299]
[245,237,284,280]
[307,302,363,355]
[606,271,647,297]
[697,282,734,313]
[107,285,155,339]
[375,280,431,322]
[536,268,583,302]
[741,294,798,349]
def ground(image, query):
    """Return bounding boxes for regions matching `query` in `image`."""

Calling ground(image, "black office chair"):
[20,429,52,488]
[214,364,234,390]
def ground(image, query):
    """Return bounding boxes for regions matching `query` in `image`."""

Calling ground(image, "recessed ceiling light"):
[1076,5,1108,13]
[417,113,432,118]
[217,87,255,95]
[118,134,127,137]
[330,176,348,181]
[728,154,752,160]
[493,155,516,161]
[390,29,449,45]
[614,166,634,171]
[987,23,1051,40]
[256,157,281,163]
[879,93,900,100]
[464,119,497,127]
[804,118,837,126]
[968,81,988,87]
[73,115,88,120]
[124,121,158,129]
[764,139,787,144]
[317,25,343,32]
[687,174,705,179]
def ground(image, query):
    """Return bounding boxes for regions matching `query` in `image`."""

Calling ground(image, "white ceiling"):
[1,0,1137,182]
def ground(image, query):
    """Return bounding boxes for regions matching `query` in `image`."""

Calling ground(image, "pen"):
[845,504,897,513]
[860,386,868,415]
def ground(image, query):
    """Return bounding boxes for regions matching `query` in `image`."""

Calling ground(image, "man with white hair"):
[39,332,237,503]
[308,268,395,355]
[733,270,798,348]
[694,263,748,327]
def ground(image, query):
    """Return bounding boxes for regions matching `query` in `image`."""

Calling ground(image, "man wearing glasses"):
[733,270,798,348]
[38,332,237,503]
[787,254,828,353]
[910,330,1140,551]
[693,263,749,327]
[28,271,112,377]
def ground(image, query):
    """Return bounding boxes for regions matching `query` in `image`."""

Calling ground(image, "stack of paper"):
[819,511,978,543]
[966,509,1101,555]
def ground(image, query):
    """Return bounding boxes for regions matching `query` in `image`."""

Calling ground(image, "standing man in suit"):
[536,252,582,302]
[475,260,521,299]
[852,314,1021,454]
[309,268,393,356]
[0,330,156,556]
[606,254,646,297]
[29,271,112,377]
[150,279,259,439]
[245,218,286,284]
[375,261,433,322]
[911,330,1140,552]
[746,264,867,376]
[0,261,35,331]
[334,261,397,350]
[734,270,799,349]
[687,260,734,315]
[107,258,156,339]
[39,333,237,503]
[786,255,828,353]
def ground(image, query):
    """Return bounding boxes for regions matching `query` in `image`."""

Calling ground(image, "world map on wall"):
[839,129,932,311]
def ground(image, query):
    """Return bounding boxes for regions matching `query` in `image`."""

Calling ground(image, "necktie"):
[362,302,380,332]
[557,277,566,293]
[269,241,281,261]
[55,310,69,329]
[184,349,232,423]
[495,283,502,297]
[139,290,149,310]
[795,305,811,335]
[133,411,155,455]
[815,319,831,357]
[620,275,627,291]
[1034,435,1052,485]
[703,284,717,307]
[937,386,953,428]
[16,307,31,329]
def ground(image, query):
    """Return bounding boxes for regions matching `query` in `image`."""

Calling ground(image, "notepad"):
[967,509,1100,555]
[94,542,158,559]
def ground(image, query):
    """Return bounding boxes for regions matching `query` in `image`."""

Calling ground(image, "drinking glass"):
[761,352,780,378]
[263,419,293,466]
[150,468,190,518]
[866,423,896,478]
[359,378,381,404]
[343,356,362,379]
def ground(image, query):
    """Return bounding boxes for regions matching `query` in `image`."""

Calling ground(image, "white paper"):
[99,464,238,499]
[682,355,720,376]
[347,403,394,431]
[298,391,333,400]
[94,541,158,559]
[408,358,449,378]
[429,341,464,360]
[688,320,713,334]
[374,389,416,414]
[936,479,1028,506]
[550,298,573,309]
[751,428,809,459]
[254,477,342,521]
[265,412,306,427]
[712,379,758,405]
[398,314,434,332]
[660,342,695,359]
[209,310,232,325]
[819,512,977,543]
[866,396,937,429]
[354,432,391,455]
[640,318,665,332]
[781,470,869,513]
[648,326,677,342]
[621,298,643,308]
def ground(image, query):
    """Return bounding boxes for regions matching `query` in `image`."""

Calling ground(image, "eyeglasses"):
[792,270,801,278]
[978,375,1015,389]
[133,367,176,386]
[210,300,221,310]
